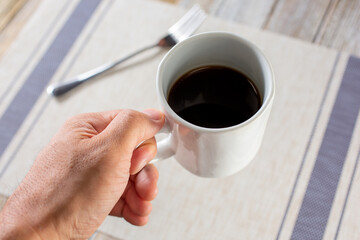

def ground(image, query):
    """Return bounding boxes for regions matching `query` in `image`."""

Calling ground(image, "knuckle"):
[120,109,144,128]
[121,109,140,119]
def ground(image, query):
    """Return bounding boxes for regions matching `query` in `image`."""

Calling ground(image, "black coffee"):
[167,65,261,128]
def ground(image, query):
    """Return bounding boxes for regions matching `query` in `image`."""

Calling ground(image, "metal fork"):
[47,5,206,97]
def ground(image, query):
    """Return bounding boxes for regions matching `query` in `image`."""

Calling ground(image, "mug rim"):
[156,31,275,133]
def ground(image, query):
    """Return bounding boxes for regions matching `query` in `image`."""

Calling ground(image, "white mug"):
[153,32,275,178]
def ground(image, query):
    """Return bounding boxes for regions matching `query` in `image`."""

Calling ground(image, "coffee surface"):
[167,66,261,128]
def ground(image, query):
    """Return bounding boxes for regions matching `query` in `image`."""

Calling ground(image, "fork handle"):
[47,42,159,97]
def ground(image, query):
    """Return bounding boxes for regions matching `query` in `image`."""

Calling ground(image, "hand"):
[0,109,165,239]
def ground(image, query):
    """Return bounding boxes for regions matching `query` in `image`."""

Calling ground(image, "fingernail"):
[142,109,164,121]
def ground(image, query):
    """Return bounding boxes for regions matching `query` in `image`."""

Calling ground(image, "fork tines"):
[168,4,207,43]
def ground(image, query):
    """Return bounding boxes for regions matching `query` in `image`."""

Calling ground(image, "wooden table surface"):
[0,0,359,239]
[1,0,360,58]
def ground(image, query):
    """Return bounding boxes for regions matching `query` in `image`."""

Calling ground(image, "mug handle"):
[149,119,175,163]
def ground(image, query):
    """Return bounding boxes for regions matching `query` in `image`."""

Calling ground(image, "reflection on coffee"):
[167,65,261,128]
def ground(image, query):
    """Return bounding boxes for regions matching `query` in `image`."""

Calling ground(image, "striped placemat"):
[0,0,359,239]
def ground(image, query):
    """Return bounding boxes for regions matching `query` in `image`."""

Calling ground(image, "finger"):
[122,205,149,226]
[101,109,165,151]
[125,186,152,217]
[135,164,159,201]
[130,137,157,175]
[109,197,125,217]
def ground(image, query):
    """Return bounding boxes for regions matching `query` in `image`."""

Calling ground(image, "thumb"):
[100,109,165,151]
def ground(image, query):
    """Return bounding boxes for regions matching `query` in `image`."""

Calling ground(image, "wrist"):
[0,176,66,239]
[0,195,66,240]
[0,202,41,240]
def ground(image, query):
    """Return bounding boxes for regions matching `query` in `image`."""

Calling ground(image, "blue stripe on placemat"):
[0,0,114,178]
[291,55,360,240]
[0,0,72,104]
[334,150,360,239]
[276,53,341,240]
[0,0,102,159]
